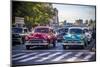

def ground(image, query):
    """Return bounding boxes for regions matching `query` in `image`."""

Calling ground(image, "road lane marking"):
[36,52,62,62]
[83,52,95,60]
[12,50,90,52]
[12,53,25,57]
[75,52,83,57]
[19,52,50,62]
[13,53,37,61]
[65,52,83,61]
[52,52,72,61]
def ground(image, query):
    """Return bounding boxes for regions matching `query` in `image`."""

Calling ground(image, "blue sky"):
[53,4,95,23]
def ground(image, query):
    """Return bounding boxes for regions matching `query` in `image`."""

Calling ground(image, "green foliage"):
[12,1,55,27]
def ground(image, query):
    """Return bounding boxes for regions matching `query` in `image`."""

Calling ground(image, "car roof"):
[12,27,27,29]
[69,27,83,30]
[34,26,53,29]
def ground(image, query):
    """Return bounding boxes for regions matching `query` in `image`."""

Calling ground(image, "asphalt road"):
[12,40,96,66]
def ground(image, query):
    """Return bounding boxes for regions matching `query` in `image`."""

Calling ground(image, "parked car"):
[12,27,29,45]
[62,27,88,49]
[25,26,57,49]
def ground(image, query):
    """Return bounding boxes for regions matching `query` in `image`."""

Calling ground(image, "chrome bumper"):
[25,42,49,46]
[63,42,84,45]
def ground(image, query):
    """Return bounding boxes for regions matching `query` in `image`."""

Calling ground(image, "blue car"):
[62,27,88,49]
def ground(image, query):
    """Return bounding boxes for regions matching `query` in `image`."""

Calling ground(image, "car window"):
[34,28,49,33]
[69,28,83,34]
[12,28,23,33]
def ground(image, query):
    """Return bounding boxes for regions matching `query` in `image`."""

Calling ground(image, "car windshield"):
[58,28,68,33]
[12,28,23,33]
[69,28,83,34]
[34,28,49,33]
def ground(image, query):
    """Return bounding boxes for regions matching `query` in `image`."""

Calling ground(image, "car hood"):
[28,32,49,40]
[63,33,83,41]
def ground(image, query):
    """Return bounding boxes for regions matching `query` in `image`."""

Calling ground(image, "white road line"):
[52,52,72,61]
[12,50,89,52]
[13,53,37,61]
[12,53,25,57]
[83,52,95,60]
[75,52,83,57]
[36,52,62,62]
[65,52,83,62]
[19,52,50,62]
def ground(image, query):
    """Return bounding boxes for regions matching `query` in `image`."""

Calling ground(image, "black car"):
[56,27,68,42]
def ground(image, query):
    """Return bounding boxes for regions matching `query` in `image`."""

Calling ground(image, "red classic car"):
[25,26,57,49]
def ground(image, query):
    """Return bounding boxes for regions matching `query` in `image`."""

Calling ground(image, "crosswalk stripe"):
[65,52,83,61]
[75,52,83,57]
[13,53,37,61]
[19,52,50,62]
[52,52,72,61]
[83,52,95,60]
[36,52,62,62]
[12,53,25,57]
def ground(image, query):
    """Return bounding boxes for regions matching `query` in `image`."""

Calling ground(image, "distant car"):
[57,27,68,42]
[62,27,88,49]
[25,26,57,49]
[12,27,29,45]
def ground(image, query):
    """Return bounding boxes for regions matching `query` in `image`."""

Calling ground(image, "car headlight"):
[48,35,51,39]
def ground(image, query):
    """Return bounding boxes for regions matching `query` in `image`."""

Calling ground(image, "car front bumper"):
[25,42,49,46]
[12,38,22,42]
[63,42,84,46]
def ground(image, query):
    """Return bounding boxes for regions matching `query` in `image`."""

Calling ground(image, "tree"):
[12,1,55,28]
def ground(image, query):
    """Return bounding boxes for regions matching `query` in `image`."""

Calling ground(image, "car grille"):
[12,34,21,38]
[30,39,43,43]
[65,40,82,43]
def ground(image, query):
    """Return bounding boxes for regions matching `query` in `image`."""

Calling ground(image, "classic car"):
[62,27,88,49]
[25,26,57,49]
[12,27,28,45]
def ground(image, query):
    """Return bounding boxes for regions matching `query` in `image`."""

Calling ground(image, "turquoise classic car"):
[63,27,88,49]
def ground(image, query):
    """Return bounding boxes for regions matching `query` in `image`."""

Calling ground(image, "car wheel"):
[82,45,86,49]
[52,41,56,47]
[63,45,66,49]
[26,45,30,50]
[84,41,88,47]
[22,36,25,44]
